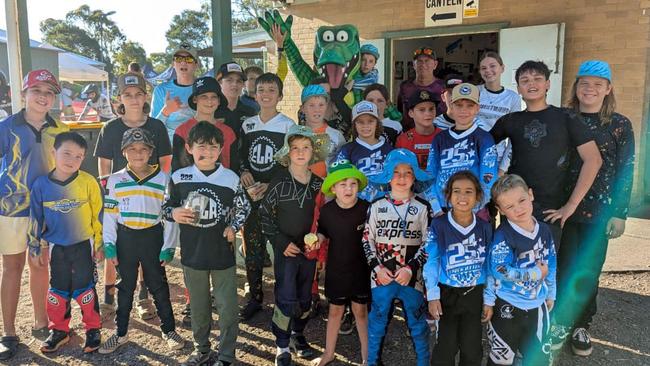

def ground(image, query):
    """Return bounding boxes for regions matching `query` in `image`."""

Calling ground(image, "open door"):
[363,38,386,84]
[499,23,565,107]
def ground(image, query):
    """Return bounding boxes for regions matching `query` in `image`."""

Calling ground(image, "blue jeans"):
[368,282,430,366]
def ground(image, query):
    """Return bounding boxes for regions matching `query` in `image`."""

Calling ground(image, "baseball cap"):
[121,127,155,151]
[444,74,465,89]
[450,83,480,104]
[22,69,61,94]
[407,89,440,110]
[576,60,612,82]
[352,101,379,121]
[413,47,437,60]
[117,72,147,94]
[188,77,227,110]
[172,43,199,61]
[215,62,247,81]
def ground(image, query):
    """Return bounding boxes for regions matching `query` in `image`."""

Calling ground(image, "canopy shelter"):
[57,51,108,83]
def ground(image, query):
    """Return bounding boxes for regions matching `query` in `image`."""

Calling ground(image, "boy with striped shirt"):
[99,128,185,353]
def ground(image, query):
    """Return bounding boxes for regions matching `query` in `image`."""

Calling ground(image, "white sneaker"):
[163,330,185,351]
[98,333,128,354]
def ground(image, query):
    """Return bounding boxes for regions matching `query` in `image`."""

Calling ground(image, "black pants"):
[272,252,316,348]
[554,220,609,329]
[487,298,550,366]
[243,209,266,303]
[431,284,483,366]
[115,224,175,336]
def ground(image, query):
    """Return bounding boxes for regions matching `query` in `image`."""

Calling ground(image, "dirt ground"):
[0,259,648,366]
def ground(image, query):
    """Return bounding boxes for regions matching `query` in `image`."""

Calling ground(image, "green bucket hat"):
[321,159,368,197]
[274,124,328,167]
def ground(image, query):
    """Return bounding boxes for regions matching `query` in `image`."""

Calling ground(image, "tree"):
[40,18,102,60]
[40,5,125,76]
[148,53,172,74]
[232,0,275,33]
[165,8,211,52]
[113,41,147,75]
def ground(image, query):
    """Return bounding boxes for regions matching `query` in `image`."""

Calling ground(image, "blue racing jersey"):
[485,218,557,310]
[425,122,498,213]
[336,136,393,201]
[423,212,492,301]
[0,110,69,217]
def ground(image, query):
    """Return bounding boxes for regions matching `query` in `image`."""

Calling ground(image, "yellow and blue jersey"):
[28,170,103,252]
[0,110,69,217]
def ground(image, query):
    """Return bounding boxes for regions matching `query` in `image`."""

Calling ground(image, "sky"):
[0,0,205,54]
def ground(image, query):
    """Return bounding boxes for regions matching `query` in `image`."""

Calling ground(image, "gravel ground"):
[0,259,648,366]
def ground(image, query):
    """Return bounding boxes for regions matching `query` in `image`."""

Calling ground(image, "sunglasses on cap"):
[413,48,435,57]
[174,55,196,64]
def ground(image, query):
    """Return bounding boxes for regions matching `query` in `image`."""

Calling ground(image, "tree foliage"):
[113,41,147,75]
[165,7,211,53]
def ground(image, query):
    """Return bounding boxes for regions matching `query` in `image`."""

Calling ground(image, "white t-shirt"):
[477,85,522,171]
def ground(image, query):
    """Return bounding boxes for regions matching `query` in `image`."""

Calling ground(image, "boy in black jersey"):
[164,122,251,366]
[260,125,326,366]
[490,61,602,244]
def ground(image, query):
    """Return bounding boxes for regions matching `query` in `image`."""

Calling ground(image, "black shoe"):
[181,350,214,366]
[289,333,314,358]
[0,335,20,360]
[40,329,70,353]
[240,300,262,321]
[275,351,292,366]
[338,310,355,335]
[83,328,101,353]
[571,327,593,356]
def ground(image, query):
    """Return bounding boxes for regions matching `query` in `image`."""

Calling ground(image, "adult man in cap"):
[151,44,199,141]
[397,47,447,131]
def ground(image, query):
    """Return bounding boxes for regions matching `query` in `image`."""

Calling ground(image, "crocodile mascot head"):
[313,25,361,89]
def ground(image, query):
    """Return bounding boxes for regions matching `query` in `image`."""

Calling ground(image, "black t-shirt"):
[318,199,371,299]
[94,117,172,173]
[219,101,256,140]
[491,105,593,211]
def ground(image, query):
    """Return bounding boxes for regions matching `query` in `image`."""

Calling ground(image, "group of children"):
[0,42,634,366]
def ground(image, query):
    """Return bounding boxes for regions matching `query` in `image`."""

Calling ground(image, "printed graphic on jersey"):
[190,187,230,228]
[445,233,487,286]
[523,119,547,148]
[44,199,87,214]
[248,135,278,173]
[356,150,385,176]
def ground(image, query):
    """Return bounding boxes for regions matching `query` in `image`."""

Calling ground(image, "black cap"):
[215,62,246,81]
[407,89,440,110]
[188,77,227,110]
[444,74,465,89]
[121,128,155,151]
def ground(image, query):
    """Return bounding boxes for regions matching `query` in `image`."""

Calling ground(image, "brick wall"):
[272,0,650,199]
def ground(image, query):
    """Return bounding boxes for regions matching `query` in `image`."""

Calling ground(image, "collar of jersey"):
[126,164,161,185]
[355,136,386,150]
[449,122,479,140]
[447,211,476,235]
[507,217,539,240]
[15,108,57,128]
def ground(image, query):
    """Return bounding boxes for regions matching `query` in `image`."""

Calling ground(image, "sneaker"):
[275,351,292,366]
[135,299,156,320]
[290,333,314,358]
[83,328,101,353]
[549,324,571,351]
[181,350,214,366]
[163,330,186,351]
[571,327,593,356]
[338,310,355,335]
[40,329,70,353]
[182,303,192,327]
[98,333,129,354]
[100,302,116,322]
[240,300,262,321]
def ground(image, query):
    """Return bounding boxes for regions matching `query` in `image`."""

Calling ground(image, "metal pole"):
[211,0,233,67]
[4,0,32,113]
